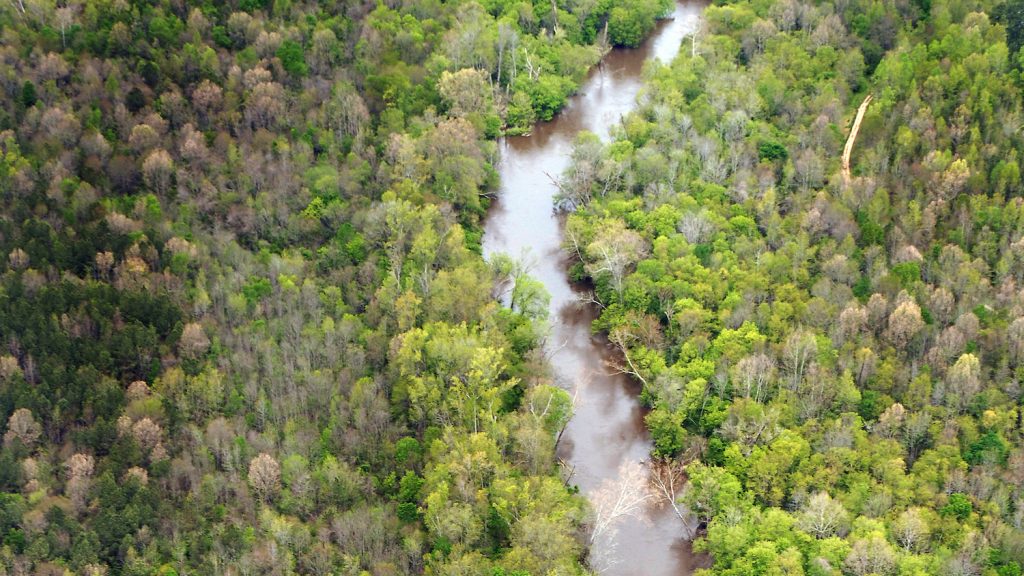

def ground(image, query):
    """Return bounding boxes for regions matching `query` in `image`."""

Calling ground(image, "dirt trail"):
[842,94,873,184]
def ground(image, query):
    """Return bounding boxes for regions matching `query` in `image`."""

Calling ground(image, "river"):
[482,3,707,575]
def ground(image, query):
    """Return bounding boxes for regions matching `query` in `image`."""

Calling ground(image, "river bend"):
[482,3,705,574]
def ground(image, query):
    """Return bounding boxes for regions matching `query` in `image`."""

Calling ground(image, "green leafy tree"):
[277,40,308,77]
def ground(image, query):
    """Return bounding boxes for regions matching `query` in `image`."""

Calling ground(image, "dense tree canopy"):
[565,0,1024,569]
[8,0,1024,573]
[565,0,1024,573]
[0,0,682,573]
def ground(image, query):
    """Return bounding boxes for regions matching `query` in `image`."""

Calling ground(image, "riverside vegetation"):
[562,0,1024,574]
[5,0,1024,575]
[0,0,674,574]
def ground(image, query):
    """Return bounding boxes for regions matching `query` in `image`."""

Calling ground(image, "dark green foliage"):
[646,408,685,457]
[140,61,160,87]
[276,40,308,77]
[757,140,787,162]
[126,87,147,113]
[998,563,1023,576]
[942,493,973,520]
[608,7,645,47]
[486,506,511,549]
[20,82,37,108]
[148,13,183,46]
[994,0,1024,55]
[394,436,422,468]
[0,452,22,493]
[856,210,886,247]
[239,0,270,12]
[241,277,272,306]
[211,26,231,48]
[397,501,420,523]
[518,75,575,122]
[397,471,424,503]
[965,431,1009,466]
[852,275,871,299]
[891,262,921,287]
[606,0,672,47]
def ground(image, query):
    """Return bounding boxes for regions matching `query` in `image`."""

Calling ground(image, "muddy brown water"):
[482,3,708,575]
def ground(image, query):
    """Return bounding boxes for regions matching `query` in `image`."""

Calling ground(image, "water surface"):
[483,3,708,574]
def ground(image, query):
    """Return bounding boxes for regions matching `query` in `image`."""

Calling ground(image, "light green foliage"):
[0,0,655,572]
[569,0,1024,573]
[607,0,672,47]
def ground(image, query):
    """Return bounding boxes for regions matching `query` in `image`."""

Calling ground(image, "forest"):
[4,0,1024,574]
[0,0,671,574]
[562,0,1024,574]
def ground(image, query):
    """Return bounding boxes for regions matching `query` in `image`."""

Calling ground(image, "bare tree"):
[902,411,931,462]
[179,322,211,359]
[892,507,930,552]
[124,466,148,486]
[608,325,649,389]
[836,302,867,344]
[248,453,281,502]
[866,292,889,329]
[947,353,982,412]
[938,158,970,201]
[742,18,777,58]
[720,399,781,455]
[944,532,986,576]
[797,491,849,538]
[782,329,817,390]
[8,248,29,270]
[649,457,699,531]
[55,4,79,48]
[845,535,896,576]
[65,452,95,514]
[1010,317,1024,366]
[142,149,174,194]
[131,417,163,452]
[0,356,20,381]
[4,408,41,447]
[206,417,239,473]
[126,380,150,400]
[874,403,906,439]
[585,221,648,297]
[794,148,825,190]
[885,299,925,349]
[192,80,223,127]
[245,81,286,130]
[308,28,337,74]
[732,353,776,402]
[65,453,94,478]
[588,461,655,571]
[496,22,519,89]
[438,68,490,117]
[678,210,716,244]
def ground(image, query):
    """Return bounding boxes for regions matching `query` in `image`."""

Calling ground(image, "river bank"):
[482,3,709,574]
